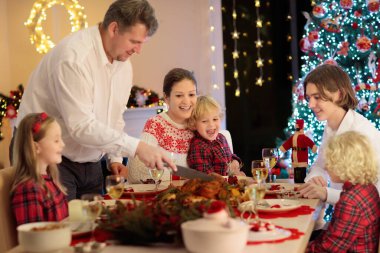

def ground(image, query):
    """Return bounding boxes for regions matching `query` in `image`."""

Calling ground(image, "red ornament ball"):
[312,5,326,18]
[356,35,371,53]
[308,30,319,43]
[368,0,380,12]
[299,37,312,53]
[340,0,353,9]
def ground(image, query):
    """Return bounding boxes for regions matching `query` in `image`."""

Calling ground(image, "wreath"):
[25,0,87,54]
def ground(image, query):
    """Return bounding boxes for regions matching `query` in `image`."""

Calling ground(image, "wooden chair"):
[0,167,17,252]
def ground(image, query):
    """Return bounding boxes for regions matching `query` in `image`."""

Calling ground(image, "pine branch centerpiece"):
[97,176,249,245]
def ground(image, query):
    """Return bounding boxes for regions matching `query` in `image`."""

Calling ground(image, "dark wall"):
[222,0,312,174]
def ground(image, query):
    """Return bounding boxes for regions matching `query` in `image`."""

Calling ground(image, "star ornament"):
[256,77,264,86]
[232,31,240,39]
[256,58,264,67]
[255,40,263,48]
[232,50,239,59]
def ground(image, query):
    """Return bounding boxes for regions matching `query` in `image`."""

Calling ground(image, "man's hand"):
[109,162,128,178]
[307,176,327,187]
[299,182,327,201]
[135,141,177,171]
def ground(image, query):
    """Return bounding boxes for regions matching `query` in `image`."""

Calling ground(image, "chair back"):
[0,167,17,252]
[219,129,234,153]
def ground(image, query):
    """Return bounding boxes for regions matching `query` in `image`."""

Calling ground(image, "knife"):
[171,164,214,181]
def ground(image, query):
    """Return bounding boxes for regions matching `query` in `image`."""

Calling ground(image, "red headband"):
[32,112,48,134]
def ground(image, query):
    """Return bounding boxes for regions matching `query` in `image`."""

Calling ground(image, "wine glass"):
[81,193,103,241]
[246,182,266,222]
[262,148,279,182]
[168,152,178,185]
[105,175,125,199]
[251,160,268,183]
[148,168,164,191]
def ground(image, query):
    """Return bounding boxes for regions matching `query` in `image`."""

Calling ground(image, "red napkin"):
[235,205,315,219]
[247,225,304,245]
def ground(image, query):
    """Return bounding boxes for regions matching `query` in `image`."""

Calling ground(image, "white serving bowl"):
[17,221,71,252]
[181,217,250,253]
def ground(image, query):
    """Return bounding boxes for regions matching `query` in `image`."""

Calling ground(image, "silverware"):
[172,165,214,181]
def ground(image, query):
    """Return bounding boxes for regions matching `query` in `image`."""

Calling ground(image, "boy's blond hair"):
[187,95,222,130]
[324,131,378,185]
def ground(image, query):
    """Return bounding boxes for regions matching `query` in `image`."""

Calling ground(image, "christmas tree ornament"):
[356,35,372,53]
[312,5,327,18]
[340,0,353,9]
[300,37,312,52]
[308,30,319,43]
[367,0,380,12]
[320,17,341,33]
[337,41,350,55]
[279,119,317,183]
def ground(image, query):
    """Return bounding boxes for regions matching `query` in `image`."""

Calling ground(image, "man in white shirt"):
[14,0,175,200]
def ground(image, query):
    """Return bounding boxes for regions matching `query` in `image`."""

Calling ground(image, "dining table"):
[7,179,324,253]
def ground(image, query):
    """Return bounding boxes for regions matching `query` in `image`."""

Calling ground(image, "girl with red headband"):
[10,112,68,225]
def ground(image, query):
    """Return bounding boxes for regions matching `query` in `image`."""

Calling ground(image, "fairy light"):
[25,0,88,54]
[254,0,265,87]
[231,0,240,96]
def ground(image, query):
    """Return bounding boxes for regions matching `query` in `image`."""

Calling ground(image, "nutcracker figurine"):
[279,119,317,183]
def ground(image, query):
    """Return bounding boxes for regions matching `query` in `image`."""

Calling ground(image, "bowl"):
[181,217,249,253]
[17,221,71,252]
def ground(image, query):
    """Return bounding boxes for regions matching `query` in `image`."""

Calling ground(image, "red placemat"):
[247,225,304,245]
[235,205,315,219]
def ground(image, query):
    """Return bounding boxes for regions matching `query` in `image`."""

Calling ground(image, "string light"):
[254,0,264,87]
[25,0,88,54]
[231,0,240,96]
[209,1,221,91]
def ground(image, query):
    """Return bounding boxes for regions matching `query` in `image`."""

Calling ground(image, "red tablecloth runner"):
[247,226,304,245]
[235,205,315,219]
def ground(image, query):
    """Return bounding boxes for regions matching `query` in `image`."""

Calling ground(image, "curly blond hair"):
[187,95,222,130]
[324,131,378,185]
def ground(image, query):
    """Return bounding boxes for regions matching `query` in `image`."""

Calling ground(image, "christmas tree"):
[285,0,380,164]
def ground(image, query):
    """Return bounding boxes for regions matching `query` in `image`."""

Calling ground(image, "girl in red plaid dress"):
[10,113,68,225]
[307,131,380,252]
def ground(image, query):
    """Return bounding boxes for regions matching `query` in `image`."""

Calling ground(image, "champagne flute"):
[262,148,279,182]
[251,160,268,183]
[81,193,103,241]
[105,175,125,199]
[148,168,164,191]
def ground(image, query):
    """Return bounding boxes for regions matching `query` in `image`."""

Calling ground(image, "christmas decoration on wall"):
[0,85,24,141]
[284,0,380,165]
[126,86,164,109]
[25,0,88,54]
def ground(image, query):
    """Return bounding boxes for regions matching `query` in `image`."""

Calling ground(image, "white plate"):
[257,199,301,213]
[101,199,139,207]
[69,221,93,237]
[248,227,291,242]
[124,184,168,196]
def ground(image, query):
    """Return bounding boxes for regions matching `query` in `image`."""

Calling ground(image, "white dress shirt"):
[305,109,380,204]
[16,26,139,163]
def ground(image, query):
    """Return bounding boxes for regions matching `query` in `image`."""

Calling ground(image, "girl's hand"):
[298,182,327,201]
[307,176,327,187]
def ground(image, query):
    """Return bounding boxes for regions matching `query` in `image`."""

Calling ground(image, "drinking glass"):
[105,175,125,199]
[81,193,103,241]
[148,168,164,191]
[262,148,279,182]
[168,152,178,185]
[246,182,266,222]
[251,160,268,183]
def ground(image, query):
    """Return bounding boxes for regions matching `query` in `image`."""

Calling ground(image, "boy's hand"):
[299,182,327,201]
[307,176,327,187]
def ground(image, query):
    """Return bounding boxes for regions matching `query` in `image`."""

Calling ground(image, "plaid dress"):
[187,132,241,176]
[307,182,380,252]
[11,175,68,225]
